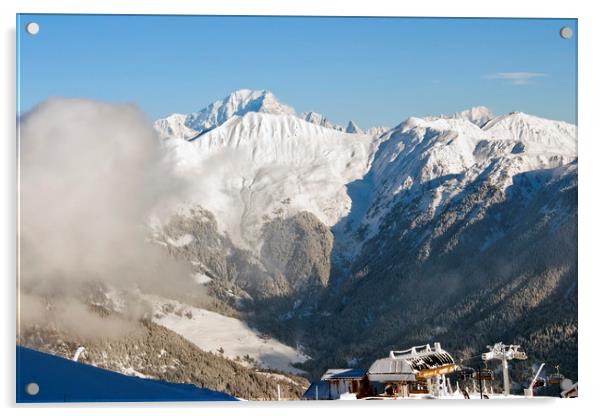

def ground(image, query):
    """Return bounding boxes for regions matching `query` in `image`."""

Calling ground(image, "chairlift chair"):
[474,368,494,381]
[548,365,564,385]
[456,367,475,381]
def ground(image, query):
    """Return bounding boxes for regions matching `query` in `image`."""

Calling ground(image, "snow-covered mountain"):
[156,90,388,141]
[165,112,377,249]
[307,108,578,381]
[344,109,577,242]
[154,93,576,278]
[154,89,296,139]
[151,92,577,381]
[154,91,576,269]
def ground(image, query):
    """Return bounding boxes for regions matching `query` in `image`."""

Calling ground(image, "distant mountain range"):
[154,89,388,140]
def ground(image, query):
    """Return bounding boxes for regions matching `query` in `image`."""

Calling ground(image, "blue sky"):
[17,15,577,127]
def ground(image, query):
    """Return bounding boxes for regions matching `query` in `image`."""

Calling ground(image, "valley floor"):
[143,294,309,375]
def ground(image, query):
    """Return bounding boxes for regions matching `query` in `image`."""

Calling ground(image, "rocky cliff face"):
[160,206,333,302]
[261,211,333,291]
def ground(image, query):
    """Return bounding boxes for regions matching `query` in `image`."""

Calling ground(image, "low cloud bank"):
[18,98,198,339]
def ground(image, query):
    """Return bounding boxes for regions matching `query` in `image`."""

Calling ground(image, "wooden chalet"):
[302,368,369,400]
[367,343,457,398]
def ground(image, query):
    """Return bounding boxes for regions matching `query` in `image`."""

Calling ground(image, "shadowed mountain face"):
[301,162,577,381]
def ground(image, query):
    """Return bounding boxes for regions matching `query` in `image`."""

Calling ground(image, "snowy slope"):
[370,116,490,197]
[143,294,309,374]
[166,112,378,249]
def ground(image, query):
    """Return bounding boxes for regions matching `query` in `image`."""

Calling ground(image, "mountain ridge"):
[155,89,389,140]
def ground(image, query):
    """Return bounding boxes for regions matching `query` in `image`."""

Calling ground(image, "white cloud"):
[484,72,546,85]
[18,99,203,339]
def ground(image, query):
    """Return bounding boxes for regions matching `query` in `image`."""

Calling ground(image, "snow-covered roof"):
[321,368,367,380]
[403,350,455,372]
[367,343,456,383]
[367,357,416,383]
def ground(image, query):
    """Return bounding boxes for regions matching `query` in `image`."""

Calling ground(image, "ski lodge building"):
[367,343,456,397]
[303,343,457,399]
[302,368,369,400]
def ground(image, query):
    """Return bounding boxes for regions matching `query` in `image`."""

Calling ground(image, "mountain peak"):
[222,89,290,113]
[345,120,362,134]
[154,89,296,139]
[452,106,494,127]
[483,111,577,155]
[301,111,333,129]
